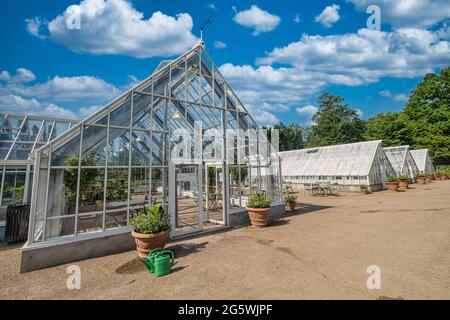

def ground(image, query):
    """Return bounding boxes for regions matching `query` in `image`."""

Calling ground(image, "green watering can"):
[144,248,163,274]
[154,250,175,277]
[143,248,174,277]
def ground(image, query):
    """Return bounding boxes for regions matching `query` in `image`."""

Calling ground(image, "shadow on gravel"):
[285,203,333,218]
[168,241,209,259]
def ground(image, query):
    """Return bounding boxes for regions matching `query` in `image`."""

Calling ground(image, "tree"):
[264,122,304,151]
[363,112,412,147]
[307,92,366,147]
[403,67,450,164]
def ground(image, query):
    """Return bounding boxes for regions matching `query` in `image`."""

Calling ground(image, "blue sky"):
[0,0,449,126]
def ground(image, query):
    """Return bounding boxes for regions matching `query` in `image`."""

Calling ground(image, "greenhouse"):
[279,140,395,192]
[383,146,419,179]
[410,149,434,175]
[0,114,77,221]
[22,41,283,271]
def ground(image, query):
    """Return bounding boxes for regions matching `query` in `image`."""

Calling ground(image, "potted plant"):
[129,204,171,259]
[246,193,271,227]
[425,175,433,183]
[398,176,409,189]
[385,176,399,191]
[434,171,446,181]
[416,173,427,184]
[359,184,370,194]
[285,195,296,212]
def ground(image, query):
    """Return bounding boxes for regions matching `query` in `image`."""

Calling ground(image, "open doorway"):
[204,164,226,228]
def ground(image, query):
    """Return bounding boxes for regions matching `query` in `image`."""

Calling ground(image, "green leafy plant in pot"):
[359,184,370,194]
[398,175,410,189]
[246,193,271,227]
[385,176,399,191]
[415,172,427,184]
[285,194,296,212]
[129,204,171,259]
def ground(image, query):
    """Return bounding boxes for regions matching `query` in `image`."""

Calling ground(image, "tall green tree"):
[363,112,412,147]
[307,92,366,147]
[403,67,450,164]
[264,122,304,151]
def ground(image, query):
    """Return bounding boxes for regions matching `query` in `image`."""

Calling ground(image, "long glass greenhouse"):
[24,41,282,262]
[410,149,434,174]
[383,146,419,179]
[0,114,77,221]
[280,140,395,192]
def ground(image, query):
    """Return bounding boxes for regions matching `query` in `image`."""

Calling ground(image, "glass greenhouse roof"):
[279,140,383,177]
[383,145,419,177]
[410,149,434,174]
[0,114,77,162]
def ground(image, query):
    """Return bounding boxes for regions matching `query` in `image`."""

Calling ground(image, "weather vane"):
[200,17,212,41]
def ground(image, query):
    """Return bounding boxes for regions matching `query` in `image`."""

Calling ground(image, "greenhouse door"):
[169,164,203,237]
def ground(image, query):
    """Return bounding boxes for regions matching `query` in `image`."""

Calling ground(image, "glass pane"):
[151,168,167,204]
[0,130,17,142]
[130,167,151,214]
[53,122,71,138]
[18,119,42,142]
[7,142,34,160]
[1,169,26,206]
[78,168,105,214]
[106,168,129,208]
[47,168,77,217]
[131,131,151,167]
[152,98,166,131]
[39,121,55,142]
[132,93,152,129]
[0,142,12,160]
[110,99,131,127]
[105,210,127,230]
[51,127,81,166]
[77,213,102,234]
[46,217,75,239]
[108,129,130,166]
[152,133,166,166]
[81,125,107,166]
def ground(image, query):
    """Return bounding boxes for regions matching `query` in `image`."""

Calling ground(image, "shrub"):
[129,204,170,234]
[398,175,409,181]
[385,176,399,183]
[285,195,296,204]
[415,172,427,178]
[359,184,368,189]
[247,193,271,209]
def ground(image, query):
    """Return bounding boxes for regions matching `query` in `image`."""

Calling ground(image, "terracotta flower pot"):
[287,202,296,212]
[398,180,409,189]
[417,177,426,184]
[131,229,171,259]
[247,207,270,227]
[425,176,432,183]
[386,182,399,191]
[360,188,369,194]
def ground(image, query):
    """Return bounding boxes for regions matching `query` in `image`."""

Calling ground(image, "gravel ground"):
[1,181,449,300]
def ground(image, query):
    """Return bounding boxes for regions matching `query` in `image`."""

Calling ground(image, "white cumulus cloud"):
[0,68,125,120]
[296,105,318,125]
[347,0,450,29]
[233,5,281,36]
[214,41,227,49]
[379,90,409,102]
[315,4,340,28]
[0,95,77,119]
[26,0,198,58]
[257,28,450,85]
